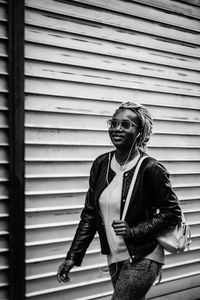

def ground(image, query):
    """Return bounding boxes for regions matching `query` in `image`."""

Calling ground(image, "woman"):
[57,102,182,299]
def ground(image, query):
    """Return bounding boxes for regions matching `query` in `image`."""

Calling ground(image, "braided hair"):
[118,101,153,152]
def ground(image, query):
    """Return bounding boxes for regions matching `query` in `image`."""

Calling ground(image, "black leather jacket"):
[66,151,182,266]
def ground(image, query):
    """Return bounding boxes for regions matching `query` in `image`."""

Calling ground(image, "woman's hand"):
[57,259,75,283]
[112,219,131,239]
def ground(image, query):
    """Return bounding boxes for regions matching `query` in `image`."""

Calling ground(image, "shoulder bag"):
[156,211,191,254]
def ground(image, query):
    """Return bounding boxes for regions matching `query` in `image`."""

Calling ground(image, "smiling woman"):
[108,102,152,165]
[57,101,182,300]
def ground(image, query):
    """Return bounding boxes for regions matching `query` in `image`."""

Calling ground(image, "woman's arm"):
[129,161,182,242]
[65,158,99,266]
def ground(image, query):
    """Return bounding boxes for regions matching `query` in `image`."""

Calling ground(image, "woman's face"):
[108,108,140,151]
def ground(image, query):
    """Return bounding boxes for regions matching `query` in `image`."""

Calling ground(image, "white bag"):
[157,213,191,254]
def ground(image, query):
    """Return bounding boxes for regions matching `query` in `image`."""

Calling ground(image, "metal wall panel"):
[24,1,200,299]
[0,0,9,299]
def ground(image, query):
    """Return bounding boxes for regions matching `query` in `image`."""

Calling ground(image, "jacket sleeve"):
[130,161,182,242]
[65,159,99,266]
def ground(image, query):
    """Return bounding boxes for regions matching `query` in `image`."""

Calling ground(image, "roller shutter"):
[0,0,9,299]
[24,1,200,299]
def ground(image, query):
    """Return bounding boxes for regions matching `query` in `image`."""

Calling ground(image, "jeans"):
[109,258,161,300]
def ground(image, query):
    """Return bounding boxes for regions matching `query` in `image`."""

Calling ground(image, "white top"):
[99,154,140,265]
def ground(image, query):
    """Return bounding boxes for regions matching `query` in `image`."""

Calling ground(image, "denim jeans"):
[109,258,161,300]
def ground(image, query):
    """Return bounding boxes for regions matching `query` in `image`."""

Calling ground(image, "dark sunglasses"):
[107,119,138,130]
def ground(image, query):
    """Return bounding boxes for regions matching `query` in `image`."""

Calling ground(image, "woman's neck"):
[115,147,139,166]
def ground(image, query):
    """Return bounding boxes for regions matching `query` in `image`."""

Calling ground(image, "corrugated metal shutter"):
[24,0,200,299]
[0,0,9,299]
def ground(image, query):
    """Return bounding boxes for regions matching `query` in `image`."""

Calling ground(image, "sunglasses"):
[107,119,138,130]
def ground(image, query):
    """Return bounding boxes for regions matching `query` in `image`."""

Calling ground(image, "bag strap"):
[121,156,148,221]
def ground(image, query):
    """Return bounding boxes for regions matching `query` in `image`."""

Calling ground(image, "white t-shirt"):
[99,154,140,265]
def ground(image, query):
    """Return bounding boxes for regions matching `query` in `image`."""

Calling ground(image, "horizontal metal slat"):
[25,165,200,181]
[165,249,200,266]
[25,111,108,131]
[25,128,109,146]
[147,274,200,299]
[0,111,8,128]
[69,0,200,31]
[174,186,200,202]
[25,217,199,246]
[25,0,200,45]
[162,160,200,174]
[134,0,200,19]
[26,264,110,295]
[0,76,7,92]
[181,0,200,6]
[25,95,200,116]
[25,191,199,214]
[0,40,7,57]
[0,93,8,110]
[0,163,8,179]
[25,223,80,244]
[0,269,9,287]
[26,277,112,299]
[0,147,8,162]
[25,144,112,162]
[25,127,200,147]
[26,238,100,262]
[25,110,200,131]
[25,145,200,162]
[150,134,200,147]
[25,51,200,84]
[25,192,85,210]
[184,211,200,226]
[25,93,200,115]
[147,105,200,121]
[26,0,200,32]
[150,286,200,300]
[25,62,200,96]
[170,173,200,187]
[0,58,7,75]
[0,182,8,197]
[0,200,8,216]
[26,77,200,100]
[0,235,8,252]
[26,161,91,178]
[0,217,8,233]
[25,25,200,59]
[148,147,200,161]
[0,22,7,38]
[0,252,9,269]
[0,128,9,144]
[26,208,84,226]
[24,160,200,178]
[25,209,200,231]
[25,176,89,194]
[26,248,105,277]
[154,120,200,135]
[180,200,200,214]
[26,42,200,72]
[0,4,6,21]
[0,288,9,300]
[163,260,200,282]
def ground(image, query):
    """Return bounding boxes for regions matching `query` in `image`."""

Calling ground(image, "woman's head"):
[108,101,153,152]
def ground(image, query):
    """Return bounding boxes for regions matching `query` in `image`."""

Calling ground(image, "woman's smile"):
[111,134,125,141]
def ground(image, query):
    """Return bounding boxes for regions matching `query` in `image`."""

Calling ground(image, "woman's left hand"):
[112,220,131,238]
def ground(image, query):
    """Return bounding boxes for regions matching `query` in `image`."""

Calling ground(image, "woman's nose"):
[114,123,123,131]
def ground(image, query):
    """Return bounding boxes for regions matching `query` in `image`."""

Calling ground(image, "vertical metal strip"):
[8,0,25,299]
